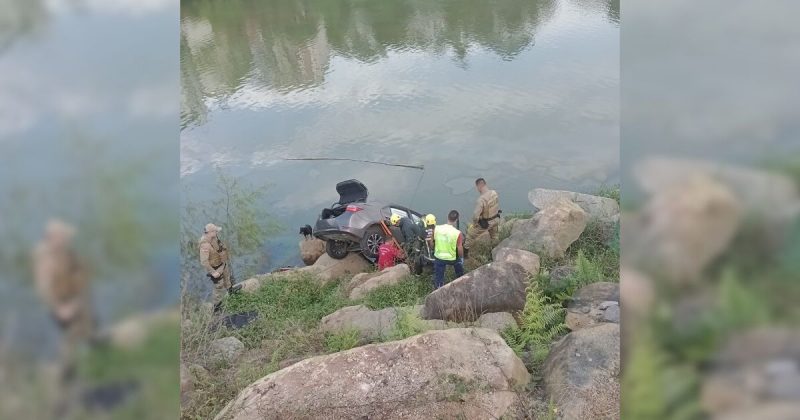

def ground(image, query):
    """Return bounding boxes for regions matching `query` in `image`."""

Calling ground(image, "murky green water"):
[180,0,619,268]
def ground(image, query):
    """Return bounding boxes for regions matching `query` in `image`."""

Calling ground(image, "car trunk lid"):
[336,179,368,204]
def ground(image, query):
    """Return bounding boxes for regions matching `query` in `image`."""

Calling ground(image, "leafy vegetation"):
[502,279,568,363]
[386,308,428,341]
[595,184,620,204]
[325,329,361,353]
[181,169,282,299]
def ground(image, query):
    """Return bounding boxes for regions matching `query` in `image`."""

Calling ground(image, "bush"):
[362,275,432,310]
[502,279,568,363]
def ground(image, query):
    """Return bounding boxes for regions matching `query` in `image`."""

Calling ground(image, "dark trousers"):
[433,257,464,289]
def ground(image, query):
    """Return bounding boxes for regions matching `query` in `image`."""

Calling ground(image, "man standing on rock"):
[466,178,501,253]
[432,210,465,289]
[199,223,238,313]
[31,219,95,391]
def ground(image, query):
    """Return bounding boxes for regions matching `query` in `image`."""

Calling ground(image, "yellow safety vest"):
[434,224,460,261]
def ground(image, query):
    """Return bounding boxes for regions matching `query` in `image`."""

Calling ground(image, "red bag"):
[377,242,400,270]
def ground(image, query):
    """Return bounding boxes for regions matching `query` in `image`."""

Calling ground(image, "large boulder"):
[320,305,399,341]
[493,248,540,275]
[208,336,245,366]
[215,328,530,420]
[422,262,528,322]
[493,198,587,259]
[625,173,742,284]
[543,323,620,420]
[299,238,326,266]
[565,282,620,331]
[298,252,371,283]
[348,264,410,300]
[529,188,619,227]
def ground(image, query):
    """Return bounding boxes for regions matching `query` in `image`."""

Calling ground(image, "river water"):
[180,0,619,269]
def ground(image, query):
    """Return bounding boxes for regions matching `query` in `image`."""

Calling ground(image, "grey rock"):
[602,305,620,323]
[565,282,620,331]
[208,336,244,365]
[528,188,619,226]
[493,198,587,260]
[422,262,529,322]
[543,323,620,420]
[216,328,530,420]
[477,312,518,332]
[493,248,541,276]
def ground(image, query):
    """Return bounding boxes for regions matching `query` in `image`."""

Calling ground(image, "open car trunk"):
[336,179,368,204]
[320,179,369,219]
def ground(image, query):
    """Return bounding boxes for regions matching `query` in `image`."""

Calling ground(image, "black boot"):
[213,301,223,314]
[229,284,242,294]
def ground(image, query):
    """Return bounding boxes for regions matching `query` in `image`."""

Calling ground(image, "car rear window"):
[390,208,409,219]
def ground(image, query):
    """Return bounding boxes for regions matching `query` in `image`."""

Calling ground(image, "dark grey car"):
[313,179,429,264]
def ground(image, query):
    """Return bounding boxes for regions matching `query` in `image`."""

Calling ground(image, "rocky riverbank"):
[181,187,621,420]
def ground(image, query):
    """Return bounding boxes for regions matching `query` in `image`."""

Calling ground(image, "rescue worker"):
[423,214,436,250]
[466,178,501,252]
[199,223,237,313]
[389,214,425,245]
[432,210,465,289]
[31,219,94,385]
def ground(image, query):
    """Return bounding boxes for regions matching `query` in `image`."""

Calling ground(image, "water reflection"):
[180,0,613,127]
[181,0,619,270]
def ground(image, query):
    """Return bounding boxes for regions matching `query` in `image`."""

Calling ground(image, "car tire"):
[325,240,349,260]
[360,225,387,261]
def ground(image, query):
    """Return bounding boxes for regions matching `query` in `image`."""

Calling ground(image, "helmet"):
[390,214,401,225]
[425,214,436,226]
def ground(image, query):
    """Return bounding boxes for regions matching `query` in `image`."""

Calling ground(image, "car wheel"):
[360,225,387,261]
[325,240,349,260]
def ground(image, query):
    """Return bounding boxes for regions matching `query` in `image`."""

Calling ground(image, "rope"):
[409,169,425,209]
[283,157,424,171]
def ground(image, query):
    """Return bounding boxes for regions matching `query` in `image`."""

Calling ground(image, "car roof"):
[357,202,422,216]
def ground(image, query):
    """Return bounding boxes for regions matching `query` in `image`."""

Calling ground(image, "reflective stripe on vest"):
[434,224,460,261]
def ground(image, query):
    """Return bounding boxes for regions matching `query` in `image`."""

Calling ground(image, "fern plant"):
[572,249,604,286]
[502,280,568,362]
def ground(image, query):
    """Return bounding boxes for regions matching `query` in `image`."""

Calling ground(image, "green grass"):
[386,308,428,341]
[325,329,361,353]
[223,272,350,347]
[595,184,620,204]
[361,275,432,310]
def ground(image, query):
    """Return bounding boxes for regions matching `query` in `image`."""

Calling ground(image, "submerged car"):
[313,179,432,270]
